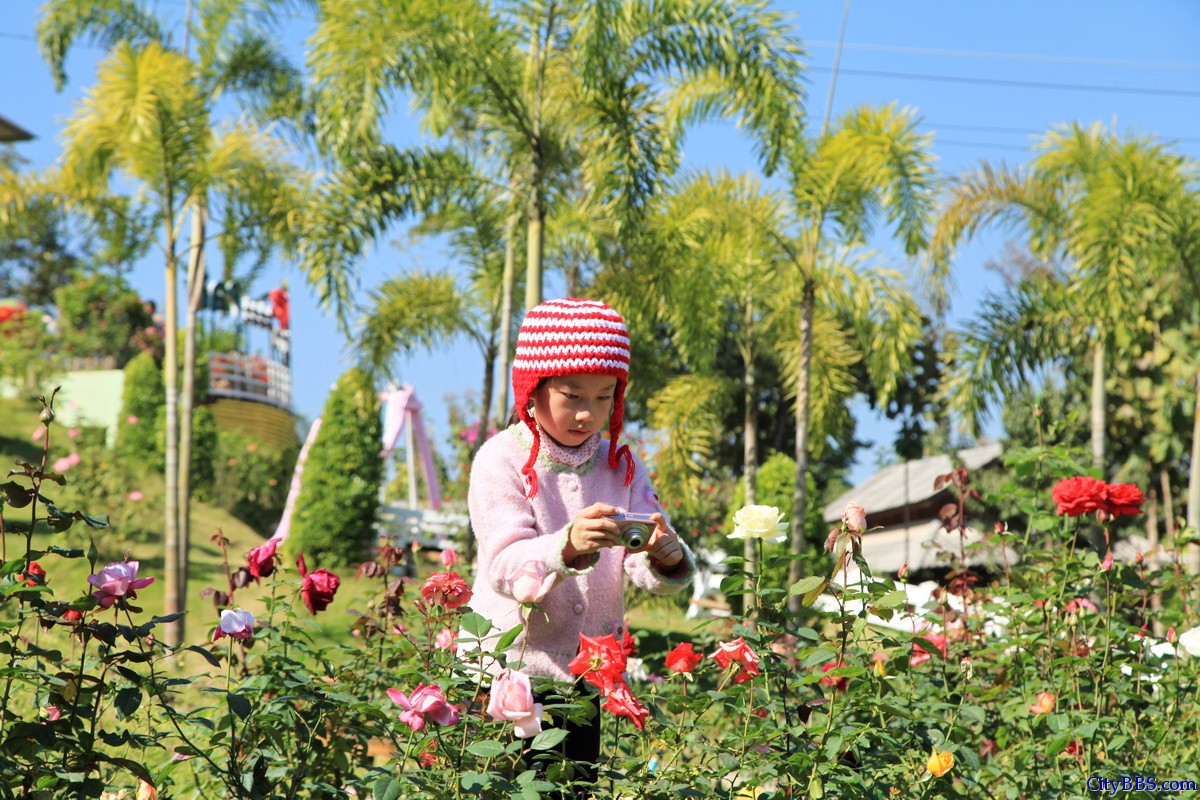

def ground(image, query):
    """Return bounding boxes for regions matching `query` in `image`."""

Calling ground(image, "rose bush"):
[1,394,1198,799]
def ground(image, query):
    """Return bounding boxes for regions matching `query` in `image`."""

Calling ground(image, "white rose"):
[1178,625,1200,658]
[729,505,788,544]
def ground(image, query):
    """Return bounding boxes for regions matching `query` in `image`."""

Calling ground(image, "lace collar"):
[513,423,602,472]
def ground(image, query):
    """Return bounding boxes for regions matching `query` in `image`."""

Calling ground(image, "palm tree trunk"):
[524,184,544,311]
[163,227,182,647]
[1185,371,1200,574]
[742,309,759,614]
[495,212,519,427]
[787,278,815,614]
[1090,340,1105,472]
[177,200,207,644]
[1160,468,1174,545]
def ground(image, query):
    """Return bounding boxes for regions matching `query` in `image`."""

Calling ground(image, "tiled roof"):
[823,442,1003,522]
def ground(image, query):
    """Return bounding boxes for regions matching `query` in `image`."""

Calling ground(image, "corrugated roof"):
[823,442,1003,522]
[0,115,34,142]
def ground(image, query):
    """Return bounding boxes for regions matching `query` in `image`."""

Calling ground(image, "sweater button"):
[565,477,580,492]
[572,603,584,615]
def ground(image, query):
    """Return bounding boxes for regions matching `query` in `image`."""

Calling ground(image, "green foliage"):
[2,396,1199,799]
[209,429,298,535]
[288,367,382,567]
[54,272,160,366]
[115,350,162,465]
[189,405,219,500]
[0,307,61,394]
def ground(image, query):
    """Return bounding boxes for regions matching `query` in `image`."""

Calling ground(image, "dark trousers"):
[528,688,601,798]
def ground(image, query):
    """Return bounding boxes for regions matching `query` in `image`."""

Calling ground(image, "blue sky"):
[3,1,1199,486]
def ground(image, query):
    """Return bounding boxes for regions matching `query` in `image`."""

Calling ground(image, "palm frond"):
[354,272,470,382]
[37,0,167,89]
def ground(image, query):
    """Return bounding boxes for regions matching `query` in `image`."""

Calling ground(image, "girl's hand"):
[645,513,684,569]
[563,503,622,563]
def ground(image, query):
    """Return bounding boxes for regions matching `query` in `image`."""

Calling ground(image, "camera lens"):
[622,523,649,550]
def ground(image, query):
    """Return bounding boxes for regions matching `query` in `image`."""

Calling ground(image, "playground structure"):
[272,384,467,551]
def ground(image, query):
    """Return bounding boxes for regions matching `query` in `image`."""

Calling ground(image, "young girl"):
[466,297,695,789]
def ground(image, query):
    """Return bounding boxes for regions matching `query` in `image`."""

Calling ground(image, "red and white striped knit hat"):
[512,297,635,497]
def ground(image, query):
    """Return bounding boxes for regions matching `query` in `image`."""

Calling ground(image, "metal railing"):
[207,351,291,409]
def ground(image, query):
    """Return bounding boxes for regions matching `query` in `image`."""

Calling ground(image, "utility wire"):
[805,40,1200,70]
[810,65,1200,99]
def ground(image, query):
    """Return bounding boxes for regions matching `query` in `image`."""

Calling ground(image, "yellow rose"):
[927,749,954,778]
[729,505,789,544]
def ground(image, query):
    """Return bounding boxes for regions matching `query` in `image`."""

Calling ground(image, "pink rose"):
[66,452,81,466]
[511,561,556,604]
[486,670,543,738]
[420,571,472,609]
[44,706,61,721]
[212,608,255,642]
[247,537,282,579]
[841,502,867,534]
[439,548,457,567]
[434,627,457,651]
[67,427,81,439]
[88,561,156,609]
[127,491,144,502]
[126,415,139,425]
[53,456,72,473]
[387,684,459,732]
[31,427,45,441]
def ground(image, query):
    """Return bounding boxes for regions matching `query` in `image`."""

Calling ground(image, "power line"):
[810,65,1200,99]
[922,121,1200,145]
[805,40,1200,71]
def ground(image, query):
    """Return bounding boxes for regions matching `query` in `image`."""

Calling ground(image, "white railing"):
[207,351,291,409]
[376,504,468,551]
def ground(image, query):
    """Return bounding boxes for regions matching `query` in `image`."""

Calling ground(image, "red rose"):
[568,633,627,693]
[602,681,649,730]
[819,661,848,692]
[1051,476,1107,517]
[910,632,948,667]
[247,537,282,579]
[1103,482,1144,516]
[295,553,341,615]
[420,572,473,610]
[665,642,703,674]
[709,637,761,684]
[20,561,46,587]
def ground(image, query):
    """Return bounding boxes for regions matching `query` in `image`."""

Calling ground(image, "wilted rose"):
[247,537,282,579]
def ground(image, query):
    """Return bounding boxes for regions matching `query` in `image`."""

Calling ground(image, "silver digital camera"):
[608,512,657,553]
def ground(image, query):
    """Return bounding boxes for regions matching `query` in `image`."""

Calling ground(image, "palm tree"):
[781,104,938,612]
[932,125,1185,468]
[307,0,806,316]
[47,40,299,644]
[602,170,791,612]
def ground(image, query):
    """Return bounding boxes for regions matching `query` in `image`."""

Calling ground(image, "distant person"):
[268,281,290,331]
[465,298,695,796]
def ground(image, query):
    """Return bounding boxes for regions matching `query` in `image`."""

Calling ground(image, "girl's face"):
[532,374,617,447]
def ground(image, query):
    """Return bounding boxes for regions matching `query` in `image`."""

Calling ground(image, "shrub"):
[54,273,159,366]
[115,350,163,466]
[209,428,298,534]
[287,367,382,567]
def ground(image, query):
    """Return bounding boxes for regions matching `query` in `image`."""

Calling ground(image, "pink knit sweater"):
[465,424,695,681]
